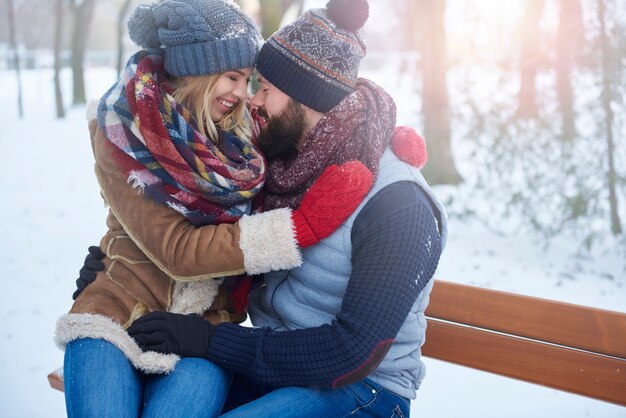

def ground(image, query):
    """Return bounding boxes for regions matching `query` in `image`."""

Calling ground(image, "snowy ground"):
[0,68,624,417]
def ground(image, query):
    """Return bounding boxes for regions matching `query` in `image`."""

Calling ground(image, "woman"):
[56,1,373,416]
[56,1,264,416]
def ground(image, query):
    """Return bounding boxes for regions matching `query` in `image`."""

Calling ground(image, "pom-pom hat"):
[127,0,262,77]
[256,0,370,112]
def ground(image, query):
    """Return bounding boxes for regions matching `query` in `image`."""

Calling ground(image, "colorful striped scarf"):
[97,50,265,227]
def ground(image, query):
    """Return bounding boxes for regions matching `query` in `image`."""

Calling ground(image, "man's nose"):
[249,90,265,108]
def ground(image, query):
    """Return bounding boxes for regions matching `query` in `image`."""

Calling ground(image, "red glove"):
[291,161,374,247]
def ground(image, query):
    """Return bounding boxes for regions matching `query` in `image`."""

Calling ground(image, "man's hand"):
[127,311,215,358]
[72,246,105,300]
[292,160,373,247]
[237,160,373,275]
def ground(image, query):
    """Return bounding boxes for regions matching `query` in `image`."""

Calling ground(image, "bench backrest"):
[423,280,626,406]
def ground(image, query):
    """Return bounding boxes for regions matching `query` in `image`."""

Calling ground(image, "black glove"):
[127,311,215,358]
[72,245,105,300]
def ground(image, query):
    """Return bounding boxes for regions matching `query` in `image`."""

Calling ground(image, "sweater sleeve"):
[206,181,443,388]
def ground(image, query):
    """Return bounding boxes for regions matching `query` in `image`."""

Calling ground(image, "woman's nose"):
[234,79,249,100]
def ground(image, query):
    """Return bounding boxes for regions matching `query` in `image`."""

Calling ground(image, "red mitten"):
[391,126,427,169]
[291,161,374,247]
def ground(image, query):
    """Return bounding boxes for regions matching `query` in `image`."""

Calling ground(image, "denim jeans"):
[221,374,411,418]
[64,338,410,418]
[64,338,231,418]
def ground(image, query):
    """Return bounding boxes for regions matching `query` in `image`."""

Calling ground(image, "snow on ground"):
[0,68,624,417]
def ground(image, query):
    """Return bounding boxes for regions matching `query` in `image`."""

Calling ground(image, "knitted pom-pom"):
[127,4,161,48]
[326,0,369,31]
[391,126,428,169]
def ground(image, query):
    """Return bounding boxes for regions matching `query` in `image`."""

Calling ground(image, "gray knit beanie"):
[127,0,262,77]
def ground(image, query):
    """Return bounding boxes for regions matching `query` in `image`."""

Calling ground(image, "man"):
[84,0,446,415]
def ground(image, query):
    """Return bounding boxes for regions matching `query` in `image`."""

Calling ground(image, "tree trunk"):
[6,0,24,118]
[517,0,545,119]
[555,0,583,140]
[116,0,133,77]
[260,0,282,38]
[394,0,420,51]
[598,0,622,235]
[54,0,65,118]
[259,0,302,38]
[419,0,462,185]
[71,0,97,105]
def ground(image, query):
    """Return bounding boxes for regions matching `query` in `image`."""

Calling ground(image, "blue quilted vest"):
[247,148,448,399]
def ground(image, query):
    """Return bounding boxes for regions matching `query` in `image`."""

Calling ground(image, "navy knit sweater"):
[206,181,443,388]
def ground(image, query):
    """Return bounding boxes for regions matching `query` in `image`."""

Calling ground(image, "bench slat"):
[422,319,626,406]
[48,367,64,392]
[426,281,626,359]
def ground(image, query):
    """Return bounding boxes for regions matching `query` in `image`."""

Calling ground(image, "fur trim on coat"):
[238,208,302,275]
[55,313,179,374]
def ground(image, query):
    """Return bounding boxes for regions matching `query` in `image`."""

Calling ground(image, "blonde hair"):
[170,74,252,143]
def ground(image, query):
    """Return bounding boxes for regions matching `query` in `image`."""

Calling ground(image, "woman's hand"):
[72,246,105,300]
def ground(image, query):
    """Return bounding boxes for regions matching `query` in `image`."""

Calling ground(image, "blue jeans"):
[221,374,410,417]
[64,338,410,418]
[64,338,231,418]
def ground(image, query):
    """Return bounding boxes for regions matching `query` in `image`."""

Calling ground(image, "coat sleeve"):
[92,122,246,281]
[90,121,301,281]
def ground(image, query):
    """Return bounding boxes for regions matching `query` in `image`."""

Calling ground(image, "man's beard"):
[257,99,306,163]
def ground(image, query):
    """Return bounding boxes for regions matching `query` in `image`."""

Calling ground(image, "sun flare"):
[446,0,526,63]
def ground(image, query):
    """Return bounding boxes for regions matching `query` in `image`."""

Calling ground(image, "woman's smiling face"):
[210,68,254,123]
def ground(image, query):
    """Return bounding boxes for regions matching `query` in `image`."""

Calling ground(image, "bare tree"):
[517,0,545,119]
[598,0,622,235]
[69,0,97,105]
[116,0,134,77]
[53,0,66,118]
[555,0,583,140]
[258,0,303,38]
[419,0,462,185]
[6,0,24,118]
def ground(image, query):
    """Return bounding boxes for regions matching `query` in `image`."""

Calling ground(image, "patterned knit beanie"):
[256,0,369,112]
[127,0,262,77]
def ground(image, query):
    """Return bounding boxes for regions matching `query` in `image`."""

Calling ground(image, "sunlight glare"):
[447,0,526,64]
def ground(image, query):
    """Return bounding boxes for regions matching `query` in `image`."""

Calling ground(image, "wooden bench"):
[422,280,626,406]
[48,280,626,406]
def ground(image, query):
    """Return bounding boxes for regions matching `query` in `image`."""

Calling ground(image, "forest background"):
[1,0,625,416]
